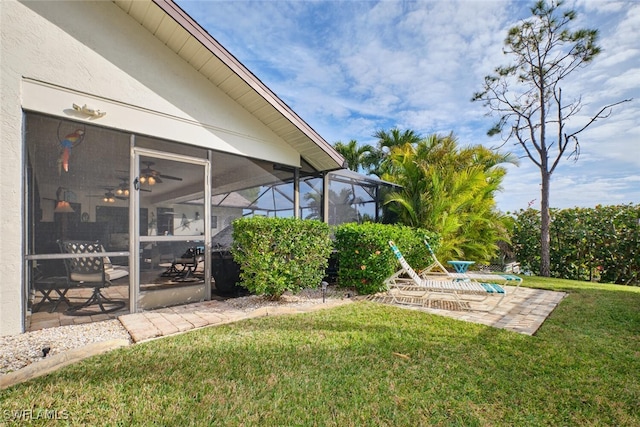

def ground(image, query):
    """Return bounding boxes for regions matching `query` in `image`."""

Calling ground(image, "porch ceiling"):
[113,0,345,172]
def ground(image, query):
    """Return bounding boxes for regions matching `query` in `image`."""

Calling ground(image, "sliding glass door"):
[131,148,210,311]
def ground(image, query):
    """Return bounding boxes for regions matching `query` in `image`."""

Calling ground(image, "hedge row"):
[231,217,333,298]
[333,223,438,294]
[231,217,439,297]
[511,204,639,285]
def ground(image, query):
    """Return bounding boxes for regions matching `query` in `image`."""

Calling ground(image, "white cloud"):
[177,0,640,212]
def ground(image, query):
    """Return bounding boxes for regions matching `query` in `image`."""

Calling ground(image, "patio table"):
[447,260,475,273]
[33,276,72,312]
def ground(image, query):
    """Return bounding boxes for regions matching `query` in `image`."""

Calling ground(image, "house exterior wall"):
[0,0,300,336]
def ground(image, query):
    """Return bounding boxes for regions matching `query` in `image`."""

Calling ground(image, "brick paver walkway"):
[118,286,566,342]
[118,299,354,342]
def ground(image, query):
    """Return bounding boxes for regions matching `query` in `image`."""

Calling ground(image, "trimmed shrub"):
[231,217,333,298]
[334,223,439,294]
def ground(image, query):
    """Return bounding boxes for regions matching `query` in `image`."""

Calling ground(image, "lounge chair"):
[385,241,507,311]
[421,240,522,290]
[160,243,205,280]
[100,244,130,281]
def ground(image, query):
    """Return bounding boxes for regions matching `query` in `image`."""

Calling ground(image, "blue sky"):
[177,0,639,213]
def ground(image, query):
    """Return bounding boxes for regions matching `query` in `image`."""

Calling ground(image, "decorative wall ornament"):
[56,122,85,174]
[72,103,107,118]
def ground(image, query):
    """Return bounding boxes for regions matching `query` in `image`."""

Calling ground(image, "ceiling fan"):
[139,161,183,186]
[88,188,125,203]
[114,177,150,197]
[115,178,130,197]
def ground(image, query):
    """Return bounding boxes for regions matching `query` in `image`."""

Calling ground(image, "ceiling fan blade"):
[158,174,183,181]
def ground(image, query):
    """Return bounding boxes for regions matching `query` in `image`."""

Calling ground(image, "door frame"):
[130,147,211,312]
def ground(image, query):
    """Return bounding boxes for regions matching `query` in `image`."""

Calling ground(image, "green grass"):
[2,278,639,426]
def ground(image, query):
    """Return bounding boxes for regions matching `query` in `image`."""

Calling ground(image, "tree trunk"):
[540,170,551,277]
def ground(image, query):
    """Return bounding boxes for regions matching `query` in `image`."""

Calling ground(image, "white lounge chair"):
[385,241,507,311]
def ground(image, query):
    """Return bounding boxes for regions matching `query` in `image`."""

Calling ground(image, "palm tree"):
[303,187,362,225]
[374,128,422,151]
[382,133,517,262]
[333,140,376,172]
[370,128,423,177]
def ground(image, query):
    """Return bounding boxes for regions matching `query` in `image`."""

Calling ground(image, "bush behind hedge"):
[231,217,333,298]
[334,223,439,294]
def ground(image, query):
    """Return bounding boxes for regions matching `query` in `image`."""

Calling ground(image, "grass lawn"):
[2,277,639,426]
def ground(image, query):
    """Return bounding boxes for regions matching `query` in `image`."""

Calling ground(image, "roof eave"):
[148,0,346,171]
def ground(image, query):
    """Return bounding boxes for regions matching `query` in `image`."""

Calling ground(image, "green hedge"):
[334,223,439,294]
[511,204,640,285]
[231,217,333,298]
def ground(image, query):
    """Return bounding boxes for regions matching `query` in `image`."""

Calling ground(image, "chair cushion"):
[105,267,129,281]
[70,272,104,283]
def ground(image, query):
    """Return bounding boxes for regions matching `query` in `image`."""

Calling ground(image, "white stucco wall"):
[0,0,300,335]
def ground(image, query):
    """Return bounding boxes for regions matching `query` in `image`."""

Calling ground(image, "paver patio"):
[368,286,566,335]
[29,281,566,339]
[117,286,566,342]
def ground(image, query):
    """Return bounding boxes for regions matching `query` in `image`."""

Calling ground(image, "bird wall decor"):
[57,128,85,174]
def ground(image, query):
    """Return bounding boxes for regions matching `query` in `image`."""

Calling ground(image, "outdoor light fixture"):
[321,281,328,303]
